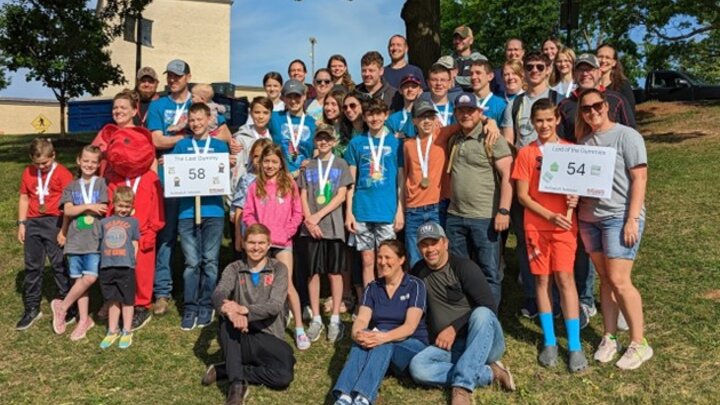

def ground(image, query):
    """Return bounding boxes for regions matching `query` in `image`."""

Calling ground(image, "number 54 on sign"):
[162,153,231,198]
[539,144,617,199]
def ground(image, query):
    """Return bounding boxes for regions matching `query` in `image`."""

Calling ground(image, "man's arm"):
[212,263,238,314]
[152,130,184,150]
[493,156,513,232]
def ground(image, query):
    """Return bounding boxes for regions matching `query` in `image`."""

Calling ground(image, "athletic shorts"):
[525,229,577,276]
[99,267,136,306]
[354,222,395,251]
[579,217,645,260]
[296,237,346,276]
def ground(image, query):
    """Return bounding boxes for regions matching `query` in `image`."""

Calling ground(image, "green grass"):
[1,109,719,404]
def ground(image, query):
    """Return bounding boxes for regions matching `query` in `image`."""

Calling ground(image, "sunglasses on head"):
[580,101,604,114]
[315,79,331,85]
[524,63,546,72]
[343,103,359,110]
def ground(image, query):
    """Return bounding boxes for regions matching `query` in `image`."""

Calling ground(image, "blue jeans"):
[178,217,224,313]
[409,307,504,391]
[154,197,178,299]
[445,214,502,306]
[405,203,441,268]
[574,237,595,308]
[510,199,533,300]
[334,338,426,404]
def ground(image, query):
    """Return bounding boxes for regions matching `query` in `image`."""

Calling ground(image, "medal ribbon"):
[432,102,450,126]
[172,93,191,126]
[367,129,387,174]
[79,176,97,205]
[37,162,57,206]
[285,113,306,155]
[564,81,575,98]
[415,134,433,181]
[191,137,211,155]
[317,155,335,200]
[479,93,493,110]
[126,177,141,193]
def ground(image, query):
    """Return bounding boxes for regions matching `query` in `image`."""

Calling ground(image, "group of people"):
[16,25,651,405]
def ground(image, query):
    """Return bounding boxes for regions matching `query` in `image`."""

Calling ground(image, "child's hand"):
[482,118,500,145]
[17,225,25,244]
[549,213,573,230]
[229,139,243,155]
[86,204,107,216]
[57,232,66,247]
[345,213,357,234]
[229,155,238,167]
[393,210,405,233]
[566,194,579,209]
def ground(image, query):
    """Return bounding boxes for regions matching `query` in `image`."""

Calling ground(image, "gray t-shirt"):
[501,88,551,147]
[297,157,354,240]
[578,124,648,222]
[99,215,140,268]
[60,177,108,254]
[423,262,471,335]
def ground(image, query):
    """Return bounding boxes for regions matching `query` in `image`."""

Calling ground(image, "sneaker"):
[154,297,170,316]
[520,298,538,319]
[51,299,67,335]
[306,321,324,342]
[594,334,621,363]
[70,318,95,341]
[202,362,228,386]
[617,311,629,331]
[580,304,591,329]
[15,307,42,331]
[97,301,110,320]
[615,339,653,370]
[118,330,133,349]
[489,361,516,392]
[302,306,313,322]
[100,330,120,349]
[225,381,249,405]
[131,307,152,331]
[197,309,215,328]
[352,394,371,405]
[450,387,474,405]
[327,322,344,343]
[334,395,353,405]
[568,350,589,373]
[581,302,598,318]
[295,332,311,351]
[181,311,197,331]
[538,345,558,368]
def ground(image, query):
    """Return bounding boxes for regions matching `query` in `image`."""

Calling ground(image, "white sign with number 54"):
[539,144,617,199]
[163,153,231,197]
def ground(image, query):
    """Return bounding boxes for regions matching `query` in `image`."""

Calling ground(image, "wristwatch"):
[498,208,510,216]
[16,220,27,226]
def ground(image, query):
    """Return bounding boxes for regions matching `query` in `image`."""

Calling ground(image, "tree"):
[0,0,151,136]
[402,0,441,74]
[0,52,9,91]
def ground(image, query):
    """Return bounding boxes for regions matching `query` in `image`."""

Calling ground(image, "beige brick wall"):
[0,99,64,135]
[101,0,232,97]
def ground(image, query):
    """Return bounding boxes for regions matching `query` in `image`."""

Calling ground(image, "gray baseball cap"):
[417,221,446,243]
[282,79,306,97]
[136,66,158,81]
[575,53,600,69]
[412,100,436,118]
[433,55,456,70]
[164,59,190,75]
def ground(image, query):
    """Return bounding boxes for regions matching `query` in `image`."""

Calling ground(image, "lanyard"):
[479,93,493,110]
[317,154,335,195]
[126,176,141,193]
[285,113,306,153]
[252,126,269,140]
[172,94,191,126]
[79,176,97,205]
[399,109,409,129]
[432,102,450,126]
[415,134,433,179]
[136,100,148,126]
[367,130,387,172]
[36,163,57,205]
[191,137,211,155]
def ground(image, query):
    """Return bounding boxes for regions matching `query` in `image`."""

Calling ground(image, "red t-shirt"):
[511,139,578,232]
[403,125,457,208]
[20,163,74,218]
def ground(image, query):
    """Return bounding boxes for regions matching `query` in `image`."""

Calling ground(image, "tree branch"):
[650,25,712,41]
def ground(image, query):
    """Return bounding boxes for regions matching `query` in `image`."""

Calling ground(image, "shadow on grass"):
[645,131,707,144]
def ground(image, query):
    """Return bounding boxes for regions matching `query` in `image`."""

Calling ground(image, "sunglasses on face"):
[315,79,331,85]
[580,101,605,114]
[524,63,546,72]
[343,103,359,110]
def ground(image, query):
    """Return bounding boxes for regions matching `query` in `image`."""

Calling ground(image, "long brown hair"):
[248,138,273,173]
[596,43,630,91]
[255,143,295,200]
[574,88,613,142]
[327,54,355,92]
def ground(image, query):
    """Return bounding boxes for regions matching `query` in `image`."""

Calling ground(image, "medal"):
[372,170,384,181]
[286,113,305,162]
[78,176,97,228]
[316,155,335,206]
[292,151,299,161]
[420,177,430,189]
[39,204,46,213]
[367,130,387,183]
[36,163,57,214]
[415,134,433,190]
[316,194,326,205]
[85,216,94,224]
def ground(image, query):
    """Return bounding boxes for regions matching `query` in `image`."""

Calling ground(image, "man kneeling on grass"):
[409,222,515,405]
[203,223,295,405]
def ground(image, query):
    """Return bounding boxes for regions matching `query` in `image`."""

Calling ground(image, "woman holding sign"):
[575,89,651,370]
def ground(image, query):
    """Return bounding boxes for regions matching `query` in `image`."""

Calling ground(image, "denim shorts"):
[67,253,101,278]
[354,222,395,251]
[579,217,645,260]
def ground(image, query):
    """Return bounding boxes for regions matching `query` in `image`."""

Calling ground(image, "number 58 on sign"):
[538,144,617,199]
[163,153,231,198]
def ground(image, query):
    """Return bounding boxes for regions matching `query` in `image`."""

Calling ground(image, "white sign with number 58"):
[539,144,617,199]
[163,153,231,197]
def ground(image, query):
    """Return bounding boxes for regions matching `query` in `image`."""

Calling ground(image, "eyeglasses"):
[343,103,359,111]
[580,101,605,114]
[315,79,331,85]
[524,63,546,72]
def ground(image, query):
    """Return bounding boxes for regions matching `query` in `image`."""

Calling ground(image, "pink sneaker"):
[50,299,67,335]
[70,318,95,341]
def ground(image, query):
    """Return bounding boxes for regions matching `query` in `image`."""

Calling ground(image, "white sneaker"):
[616,340,653,370]
[594,334,621,363]
[296,333,311,351]
[617,311,629,331]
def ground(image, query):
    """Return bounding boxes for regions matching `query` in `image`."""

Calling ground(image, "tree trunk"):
[59,99,66,137]
[402,0,441,77]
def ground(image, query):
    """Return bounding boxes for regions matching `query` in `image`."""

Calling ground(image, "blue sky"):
[0,0,407,100]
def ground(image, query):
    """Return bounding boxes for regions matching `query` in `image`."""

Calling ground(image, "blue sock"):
[539,312,556,346]
[565,318,581,352]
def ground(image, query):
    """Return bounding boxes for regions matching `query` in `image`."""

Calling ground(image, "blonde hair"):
[29,138,55,160]
[113,89,139,106]
[191,83,214,102]
[550,46,576,86]
[503,60,527,92]
[113,185,135,205]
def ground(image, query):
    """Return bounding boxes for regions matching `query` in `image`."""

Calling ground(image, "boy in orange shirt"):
[511,98,587,372]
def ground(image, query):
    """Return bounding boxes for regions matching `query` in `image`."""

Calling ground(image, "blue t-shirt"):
[171,136,229,220]
[476,93,508,124]
[147,95,193,155]
[383,63,427,91]
[344,132,403,223]
[385,109,416,138]
[361,273,429,344]
[269,111,316,174]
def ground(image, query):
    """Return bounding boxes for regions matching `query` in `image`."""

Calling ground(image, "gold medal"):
[420,177,430,189]
[85,216,94,224]
[39,204,46,213]
[316,195,326,205]
[372,171,383,181]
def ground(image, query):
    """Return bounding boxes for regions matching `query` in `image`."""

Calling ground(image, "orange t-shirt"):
[511,139,578,232]
[20,163,74,218]
[403,125,457,208]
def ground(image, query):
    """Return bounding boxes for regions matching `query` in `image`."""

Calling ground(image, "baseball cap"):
[433,55,456,70]
[282,79,306,97]
[136,66,158,81]
[453,25,473,39]
[400,74,422,87]
[454,92,479,109]
[412,100,436,118]
[417,221,446,243]
[314,124,336,140]
[575,53,600,69]
[164,59,190,75]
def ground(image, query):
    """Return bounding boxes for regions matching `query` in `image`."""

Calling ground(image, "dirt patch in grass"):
[701,290,720,301]
[638,101,720,145]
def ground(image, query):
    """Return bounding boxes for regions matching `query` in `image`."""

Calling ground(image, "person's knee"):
[553,272,575,290]
[468,306,494,329]
[269,367,294,390]
[607,270,633,293]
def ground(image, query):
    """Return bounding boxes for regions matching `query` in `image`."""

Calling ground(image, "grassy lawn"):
[1,102,719,404]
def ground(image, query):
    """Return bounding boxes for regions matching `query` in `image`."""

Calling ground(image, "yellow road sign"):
[31,114,52,133]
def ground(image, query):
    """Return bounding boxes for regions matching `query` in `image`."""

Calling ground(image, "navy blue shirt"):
[361,273,429,344]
